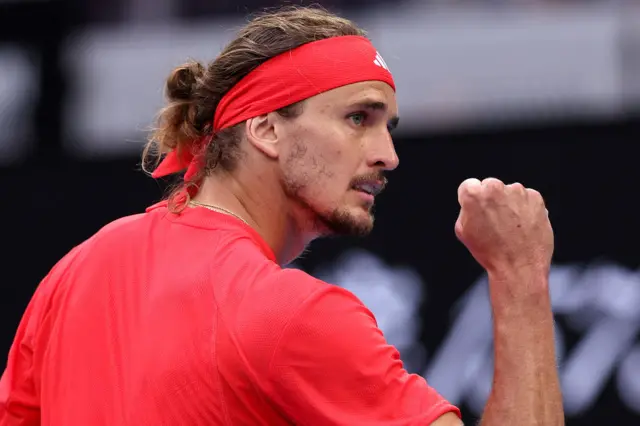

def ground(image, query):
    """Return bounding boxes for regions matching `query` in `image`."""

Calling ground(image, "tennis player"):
[0,6,563,426]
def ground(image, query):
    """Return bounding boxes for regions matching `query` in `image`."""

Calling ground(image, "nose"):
[367,130,399,171]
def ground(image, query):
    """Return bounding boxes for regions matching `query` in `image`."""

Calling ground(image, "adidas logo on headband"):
[373,52,390,72]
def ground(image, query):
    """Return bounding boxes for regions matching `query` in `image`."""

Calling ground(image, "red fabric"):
[0,203,460,425]
[152,35,396,180]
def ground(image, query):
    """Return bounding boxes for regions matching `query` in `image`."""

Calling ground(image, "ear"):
[245,114,279,159]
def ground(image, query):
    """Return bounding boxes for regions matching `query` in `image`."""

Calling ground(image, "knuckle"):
[482,177,504,187]
[526,189,548,215]
[507,182,525,192]
[458,179,482,202]
[461,187,481,202]
[482,178,504,195]
[526,187,543,201]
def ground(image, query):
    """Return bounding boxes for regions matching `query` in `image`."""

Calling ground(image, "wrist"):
[487,260,550,282]
[487,267,552,317]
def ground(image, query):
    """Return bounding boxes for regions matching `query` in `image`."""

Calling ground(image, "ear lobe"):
[245,114,279,159]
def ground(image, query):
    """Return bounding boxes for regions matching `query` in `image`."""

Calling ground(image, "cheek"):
[285,126,338,179]
[282,119,358,201]
[296,147,337,193]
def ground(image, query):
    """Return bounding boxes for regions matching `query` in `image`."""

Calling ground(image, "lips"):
[351,179,385,196]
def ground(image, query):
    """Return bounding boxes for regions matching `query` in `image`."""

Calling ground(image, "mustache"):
[350,172,388,190]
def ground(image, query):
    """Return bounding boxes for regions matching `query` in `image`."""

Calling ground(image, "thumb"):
[454,214,464,242]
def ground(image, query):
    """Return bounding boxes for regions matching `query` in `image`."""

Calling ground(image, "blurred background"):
[2,0,640,424]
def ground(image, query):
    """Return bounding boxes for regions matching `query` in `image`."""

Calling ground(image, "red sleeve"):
[1,245,82,426]
[0,295,42,426]
[266,285,461,425]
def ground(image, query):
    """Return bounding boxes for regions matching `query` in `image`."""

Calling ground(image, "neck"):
[192,172,314,265]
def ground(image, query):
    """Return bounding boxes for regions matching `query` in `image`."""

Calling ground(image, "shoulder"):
[234,265,375,375]
[32,212,156,303]
[267,279,379,368]
[260,273,462,424]
[249,267,362,326]
[92,213,150,241]
[236,267,336,333]
[231,267,353,366]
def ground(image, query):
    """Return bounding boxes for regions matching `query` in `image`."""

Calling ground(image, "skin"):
[193,83,563,425]
[193,80,399,265]
[455,178,563,426]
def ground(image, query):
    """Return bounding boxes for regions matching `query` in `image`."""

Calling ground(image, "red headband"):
[152,35,395,180]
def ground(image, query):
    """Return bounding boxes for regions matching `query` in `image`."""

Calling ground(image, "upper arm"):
[0,247,80,426]
[0,299,42,426]
[265,285,461,425]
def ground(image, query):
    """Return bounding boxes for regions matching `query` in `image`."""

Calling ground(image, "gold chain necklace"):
[188,200,250,226]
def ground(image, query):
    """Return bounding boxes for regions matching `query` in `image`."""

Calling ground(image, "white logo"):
[374,52,390,72]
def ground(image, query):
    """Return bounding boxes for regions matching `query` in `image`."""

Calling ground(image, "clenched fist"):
[455,178,553,277]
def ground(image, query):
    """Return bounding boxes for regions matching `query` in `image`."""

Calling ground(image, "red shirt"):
[0,202,460,425]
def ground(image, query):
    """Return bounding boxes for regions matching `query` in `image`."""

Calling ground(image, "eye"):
[348,112,368,127]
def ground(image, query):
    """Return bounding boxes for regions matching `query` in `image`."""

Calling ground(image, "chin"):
[321,206,375,237]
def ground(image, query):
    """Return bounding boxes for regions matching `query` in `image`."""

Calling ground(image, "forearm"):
[479,271,564,426]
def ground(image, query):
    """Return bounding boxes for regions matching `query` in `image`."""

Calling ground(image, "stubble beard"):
[282,177,375,238]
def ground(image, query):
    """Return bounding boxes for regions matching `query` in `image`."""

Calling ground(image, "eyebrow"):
[353,100,400,131]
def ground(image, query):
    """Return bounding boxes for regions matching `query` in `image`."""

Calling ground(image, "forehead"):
[306,81,398,116]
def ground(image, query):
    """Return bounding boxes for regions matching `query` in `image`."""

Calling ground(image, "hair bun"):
[166,60,205,101]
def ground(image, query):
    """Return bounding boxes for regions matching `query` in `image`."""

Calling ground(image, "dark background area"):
[2,1,640,424]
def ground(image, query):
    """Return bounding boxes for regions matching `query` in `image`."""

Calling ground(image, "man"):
[0,6,563,426]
